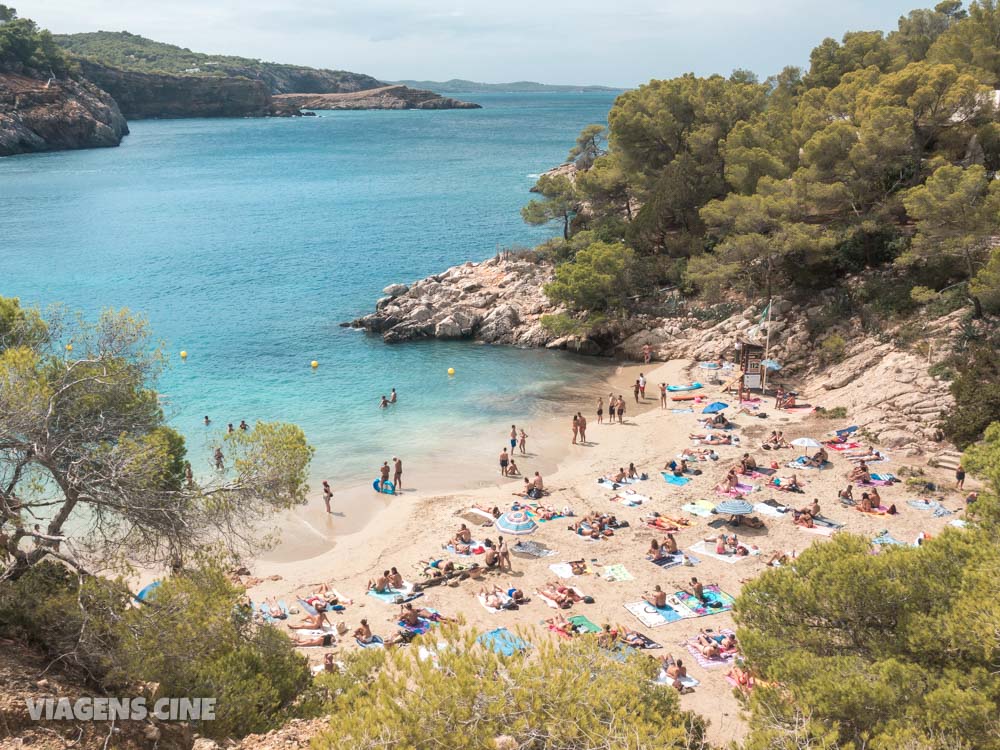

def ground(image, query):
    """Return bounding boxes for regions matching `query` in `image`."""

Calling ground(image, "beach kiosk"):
[735,340,765,400]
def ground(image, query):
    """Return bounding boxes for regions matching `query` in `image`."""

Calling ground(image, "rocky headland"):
[349,256,961,454]
[273,85,481,111]
[0,71,128,157]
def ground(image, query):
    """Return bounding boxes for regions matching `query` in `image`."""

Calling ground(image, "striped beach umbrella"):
[714,499,754,516]
[495,510,537,535]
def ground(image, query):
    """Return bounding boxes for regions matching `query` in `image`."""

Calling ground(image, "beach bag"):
[336,621,348,635]
[640,472,649,480]
[583,595,595,604]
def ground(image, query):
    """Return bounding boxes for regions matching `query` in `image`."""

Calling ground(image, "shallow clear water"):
[1,92,617,483]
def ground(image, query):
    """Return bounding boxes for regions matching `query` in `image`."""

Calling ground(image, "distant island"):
[393,79,624,94]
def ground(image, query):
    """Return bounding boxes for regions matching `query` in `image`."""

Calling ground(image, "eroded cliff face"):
[78,60,274,119]
[0,72,128,157]
[273,85,481,110]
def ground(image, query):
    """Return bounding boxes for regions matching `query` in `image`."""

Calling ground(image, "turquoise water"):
[1,92,617,484]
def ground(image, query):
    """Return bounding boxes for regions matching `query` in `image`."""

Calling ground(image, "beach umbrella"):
[135,581,161,603]
[495,510,537,535]
[702,401,729,414]
[761,359,782,371]
[791,437,822,448]
[714,499,753,516]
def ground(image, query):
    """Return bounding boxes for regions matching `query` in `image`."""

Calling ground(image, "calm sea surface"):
[1,92,618,484]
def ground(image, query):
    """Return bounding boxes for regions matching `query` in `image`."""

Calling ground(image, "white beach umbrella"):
[791,437,822,448]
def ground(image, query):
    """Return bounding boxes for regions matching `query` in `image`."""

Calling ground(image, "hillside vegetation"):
[0,4,69,76]
[526,0,1000,322]
[53,30,383,93]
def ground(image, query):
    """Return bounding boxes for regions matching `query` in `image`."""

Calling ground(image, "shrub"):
[815,405,848,419]
[544,241,636,312]
[941,345,1000,449]
[818,333,847,363]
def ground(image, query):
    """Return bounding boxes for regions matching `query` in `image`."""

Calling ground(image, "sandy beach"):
[240,358,967,745]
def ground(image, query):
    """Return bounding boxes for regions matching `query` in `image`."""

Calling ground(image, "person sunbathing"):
[422,559,457,577]
[659,655,689,691]
[741,516,765,529]
[716,469,739,493]
[838,485,854,504]
[644,585,667,608]
[727,661,754,691]
[387,567,405,589]
[507,459,521,476]
[597,623,619,648]
[539,585,573,608]
[695,632,721,659]
[765,550,792,566]
[869,487,882,506]
[480,585,506,609]
[568,560,588,575]
[805,448,828,468]
[289,605,331,631]
[739,453,758,474]
[451,524,473,545]
[532,504,559,520]
[647,539,666,560]
[645,515,679,532]
[546,612,573,636]
[707,533,729,556]
[354,619,377,643]
[859,492,874,513]
[612,467,628,483]
[684,577,707,603]
[628,463,639,479]
[701,433,733,445]
[264,597,286,619]
[290,631,336,647]
[620,627,646,648]
[663,533,679,554]
[367,571,392,593]
[474,503,502,518]
[849,461,871,482]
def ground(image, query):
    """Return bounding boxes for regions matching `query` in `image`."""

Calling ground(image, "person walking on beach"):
[659,382,667,409]
[577,412,588,444]
[617,396,626,424]
[214,447,224,470]
[633,380,641,404]
[597,397,604,424]
[518,428,527,455]
[393,456,403,491]
[322,480,333,513]
[510,425,518,452]
[639,373,647,400]
[499,448,510,476]
[571,414,579,445]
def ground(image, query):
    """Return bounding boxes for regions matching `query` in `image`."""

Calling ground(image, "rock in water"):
[272,85,481,111]
[0,72,128,156]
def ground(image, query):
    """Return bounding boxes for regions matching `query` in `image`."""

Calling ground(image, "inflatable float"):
[670,394,697,401]
[699,362,721,369]
[667,382,702,392]
[373,479,396,495]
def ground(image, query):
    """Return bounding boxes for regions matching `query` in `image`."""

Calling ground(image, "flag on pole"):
[758,302,771,324]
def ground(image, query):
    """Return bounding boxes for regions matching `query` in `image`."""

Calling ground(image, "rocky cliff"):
[77,60,277,119]
[273,85,481,111]
[0,72,128,157]
[350,257,961,453]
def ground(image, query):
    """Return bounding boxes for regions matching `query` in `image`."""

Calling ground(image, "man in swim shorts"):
[499,448,510,476]
[392,456,402,491]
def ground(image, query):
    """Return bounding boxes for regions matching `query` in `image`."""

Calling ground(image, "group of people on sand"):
[445,523,512,570]
[366,567,407,594]
[570,510,625,539]
[377,457,404,491]
[598,394,627,424]
[571,413,589,444]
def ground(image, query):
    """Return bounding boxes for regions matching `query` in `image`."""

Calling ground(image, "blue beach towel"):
[477,627,530,656]
[356,636,384,649]
[661,472,691,486]
[367,588,423,604]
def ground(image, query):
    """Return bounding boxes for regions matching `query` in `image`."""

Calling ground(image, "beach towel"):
[872,531,905,546]
[870,472,898,483]
[825,441,861,451]
[355,636,384,649]
[673,585,736,617]
[689,540,746,564]
[788,457,830,470]
[626,632,662,649]
[611,491,650,506]
[548,562,585,579]
[466,507,497,523]
[753,502,787,518]
[750,467,777,477]
[907,499,942,512]
[812,514,844,528]
[568,615,601,634]
[366,584,422,605]
[523,503,566,522]
[398,617,434,634]
[257,602,285,623]
[477,627,529,656]
[478,591,512,614]
[671,408,694,413]
[511,540,555,558]
[654,671,700,689]
[799,524,836,536]
[661,472,692,486]
[835,425,859,437]
[950,519,968,528]
[685,630,738,668]
[681,501,716,517]
[599,476,639,488]
[624,601,683,628]
[649,551,698,570]
[602,564,634,582]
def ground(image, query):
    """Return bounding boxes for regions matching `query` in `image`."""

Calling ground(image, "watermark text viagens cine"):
[27,697,216,721]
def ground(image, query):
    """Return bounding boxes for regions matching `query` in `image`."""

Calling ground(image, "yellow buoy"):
[180,350,188,359]
[65,344,73,352]
[311,360,319,369]
[447,367,455,376]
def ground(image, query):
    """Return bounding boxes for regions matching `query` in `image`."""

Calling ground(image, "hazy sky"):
[24,1,925,87]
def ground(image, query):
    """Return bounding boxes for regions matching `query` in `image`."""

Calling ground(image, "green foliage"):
[566,123,607,168]
[941,344,1000,448]
[816,405,849,420]
[118,565,310,739]
[963,420,1000,525]
[544,241,636,311]
[736,531,1000,750]
[928,0,1000,83]
[818,332,847,363]
[0,7,69,75]
[315,625,704,750]
[970,244,1000,314]
[521,174,578,240]
[539,311,607,338]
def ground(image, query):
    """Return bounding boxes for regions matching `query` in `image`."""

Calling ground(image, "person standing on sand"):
[617,396,626,424]
[597,397,604,424]
[393,456,403,491]
[956,464,965,490]
[510,425,518,452]
[322,480,333,513]
[497,536,512,571]
[639,373,647,399]
[633,380,641,404]
[577,412,588,444]
[572,414,579,445]
[380,461,390,488]
[499,448,510,476]
[659,383,667,409]
[518,428,527,455]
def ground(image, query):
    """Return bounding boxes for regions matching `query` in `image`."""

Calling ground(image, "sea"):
[1,92,619,491]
